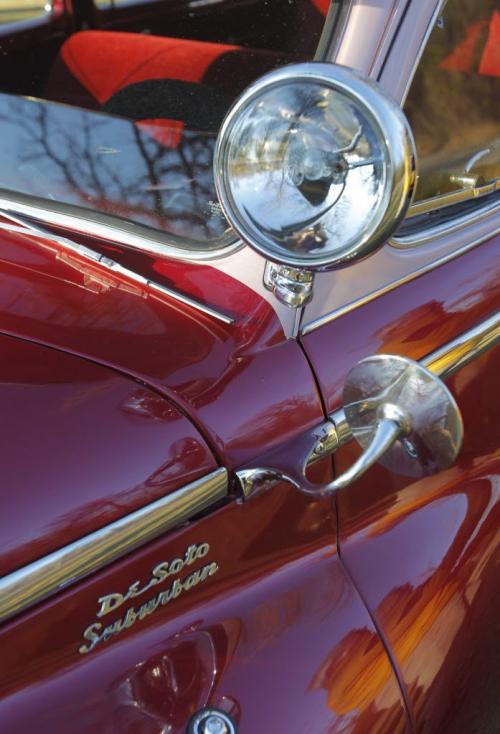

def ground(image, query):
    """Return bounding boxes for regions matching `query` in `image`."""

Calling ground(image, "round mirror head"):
[343,355,463,479]
[214,63,416,269]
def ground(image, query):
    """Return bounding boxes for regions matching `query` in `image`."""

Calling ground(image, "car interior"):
[404,0,499,205]
[0,0,331,243]
[0,0,330,131]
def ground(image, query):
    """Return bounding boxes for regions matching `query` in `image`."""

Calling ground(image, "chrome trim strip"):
[400,0,448,106]
[330,311,500,448]
[0,468,228,624]
[0,213,235,325]
[407,183,500,220]
[301,229,498,334]
[422,312,500,380]
[0,189,241,262]
[318,0,353,62]
[147,281,233,324]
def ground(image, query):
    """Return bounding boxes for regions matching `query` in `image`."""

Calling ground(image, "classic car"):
[0,0,498,732]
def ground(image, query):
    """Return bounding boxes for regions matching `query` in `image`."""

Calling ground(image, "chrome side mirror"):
[238,355,463,498]
[214,62,416,273]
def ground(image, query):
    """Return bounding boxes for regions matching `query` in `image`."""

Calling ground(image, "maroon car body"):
[0,1,498,732]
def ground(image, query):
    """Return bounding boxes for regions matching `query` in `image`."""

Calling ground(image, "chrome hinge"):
[264,262,314,308]
[236,415,345,499]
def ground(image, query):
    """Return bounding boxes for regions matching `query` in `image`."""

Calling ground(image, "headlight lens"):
[215,64,416,269]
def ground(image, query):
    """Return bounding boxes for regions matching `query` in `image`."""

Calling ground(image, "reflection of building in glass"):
[0,0,48,25]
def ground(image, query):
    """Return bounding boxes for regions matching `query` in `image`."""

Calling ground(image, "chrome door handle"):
[238,354,464,497]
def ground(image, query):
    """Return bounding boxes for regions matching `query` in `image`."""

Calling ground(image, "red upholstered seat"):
[44,30,289,145]
[51,31,240,106]
[440,10,500,77]
[479,10,500,76]
[309,0,330,16]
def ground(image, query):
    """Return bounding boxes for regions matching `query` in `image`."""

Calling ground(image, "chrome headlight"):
[214,63,416,270]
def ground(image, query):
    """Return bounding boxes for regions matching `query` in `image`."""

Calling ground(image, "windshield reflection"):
[0,94,230,244]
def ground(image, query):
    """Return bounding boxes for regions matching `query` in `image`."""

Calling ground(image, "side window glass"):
[0,0,337,249]
[404,0,499,209]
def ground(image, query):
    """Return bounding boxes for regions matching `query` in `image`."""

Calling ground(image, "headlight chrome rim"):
[214,62,416,270]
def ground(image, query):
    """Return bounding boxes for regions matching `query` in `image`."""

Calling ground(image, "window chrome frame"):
[315,0,352,62]
[392,190,500,248]
[0,188,241,262]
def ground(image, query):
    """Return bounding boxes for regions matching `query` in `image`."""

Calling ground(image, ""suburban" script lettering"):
[79,543,218,654]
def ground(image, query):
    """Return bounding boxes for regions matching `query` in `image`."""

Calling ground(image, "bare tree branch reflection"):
[0,95,228,241]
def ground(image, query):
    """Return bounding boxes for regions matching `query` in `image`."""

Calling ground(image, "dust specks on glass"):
[0,0,333,247]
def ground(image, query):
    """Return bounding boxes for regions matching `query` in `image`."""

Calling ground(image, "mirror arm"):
[237,407,406,499]
[316,417,401,492]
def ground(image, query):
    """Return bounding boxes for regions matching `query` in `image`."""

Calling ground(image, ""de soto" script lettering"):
[79,543,218,654]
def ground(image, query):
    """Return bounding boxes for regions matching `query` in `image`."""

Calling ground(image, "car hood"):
[0,332,217,576]
[0,226,325,575]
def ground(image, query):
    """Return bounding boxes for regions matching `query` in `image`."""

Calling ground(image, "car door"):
[299,1,500,730]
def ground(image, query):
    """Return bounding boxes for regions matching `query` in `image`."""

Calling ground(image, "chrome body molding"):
[421,312,500,380]
[330,311,500,449]
[301,228,499,335]
[0,213,235,325]
[0,468,228,624]
[146,281,234,324]
[0,188,241,262]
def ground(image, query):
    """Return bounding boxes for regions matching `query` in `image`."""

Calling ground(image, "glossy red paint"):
[0,461,409,733]
[4,0,493,730]
[301,233,500,731]
[0,228,324,469]
[0,332,217,575]
[0,220,415,731]
[335,348,500,732]
[302,234,500,415]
